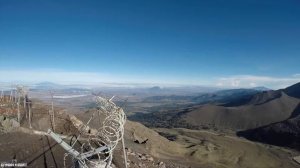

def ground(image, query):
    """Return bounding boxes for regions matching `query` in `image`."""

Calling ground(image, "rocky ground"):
[0,98,300,168]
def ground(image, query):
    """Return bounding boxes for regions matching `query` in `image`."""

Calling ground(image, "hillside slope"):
[182,91,299,130]
[131,83,300,131]
[236,82,300,150]
[237,103,300,150]
[123,121,300,168]
[283,82,300,99]
[224,90,281,107]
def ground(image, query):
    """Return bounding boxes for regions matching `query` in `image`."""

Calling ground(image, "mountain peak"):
[251,86,271,91]
[283,82,300,98]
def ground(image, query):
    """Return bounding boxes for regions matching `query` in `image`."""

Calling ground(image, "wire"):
[62,96,127,168]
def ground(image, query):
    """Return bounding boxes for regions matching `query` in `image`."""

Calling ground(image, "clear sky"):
[0,0,299,88]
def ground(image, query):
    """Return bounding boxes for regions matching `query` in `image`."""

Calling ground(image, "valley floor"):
[152,127,300,168]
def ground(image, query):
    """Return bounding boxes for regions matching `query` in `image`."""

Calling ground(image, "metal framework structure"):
[0,83,127,168]
[48,96,127,168]
[16,85,29,123]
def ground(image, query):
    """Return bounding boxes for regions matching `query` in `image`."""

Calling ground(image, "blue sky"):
[0,0,299,88]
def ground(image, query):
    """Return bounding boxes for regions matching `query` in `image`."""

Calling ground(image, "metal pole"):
[50,91,55,131]
[105,153,112,168]
[23,94,27,119]
[14,90,17,104]
[12,90,15,103]
[10,90,13,102]
[0,90,3,100]
[122,136,128,168]
[28,101,32,128]
[47,129,80,157]
[17,96,20,122]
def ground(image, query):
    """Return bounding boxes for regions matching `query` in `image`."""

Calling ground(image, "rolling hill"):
[182,91,299,130]
[131,82,300,131]
[181,83,300,130]
[237,104,300,150]
[237,82,300,150]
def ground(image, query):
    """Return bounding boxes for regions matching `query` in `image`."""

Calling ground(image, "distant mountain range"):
[181,83,300,130]
[252,86,271,91]
[33,82,66,90]
[130,82,300,135]
[142,88,266,105]
[30,81,272,95]
[237,82,300,150]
